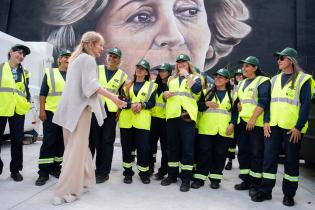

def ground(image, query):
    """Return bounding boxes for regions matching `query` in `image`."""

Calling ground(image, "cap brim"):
[16,46,30,55]
[108,52,121,57]
[273,52,283,57]
[214,72,229,78]
[136,64,149,70]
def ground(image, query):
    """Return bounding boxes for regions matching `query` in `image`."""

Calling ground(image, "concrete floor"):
[0,140,314,210]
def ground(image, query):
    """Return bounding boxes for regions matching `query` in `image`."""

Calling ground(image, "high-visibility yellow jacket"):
[99,65,127,112]
[270,72,314,133]
[0,62,30,116]
[119,81,157,130]
[45,68,65,113]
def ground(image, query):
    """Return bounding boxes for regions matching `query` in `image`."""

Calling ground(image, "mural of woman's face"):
[96,0,211,76]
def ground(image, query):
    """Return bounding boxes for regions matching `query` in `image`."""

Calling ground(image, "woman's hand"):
[226,123,234,136]
[39,110,47,122]
[163,91,172,99]
[131,103,141,114]
[179,68,189,77]
[246,116,257,131]
[264,123,271,138]
[206,101,219,109]
[113,95,127,109]
[287,128,301,144]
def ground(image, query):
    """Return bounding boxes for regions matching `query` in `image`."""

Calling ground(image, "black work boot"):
[123,176,133,184]
[96,174,109,184]
[282,195,294,207]
[191,180,204,189]
[180,182,190,192]
[140,176,151,184]
[251,191,272,202]
[161,176,177,186]
[210,180,220,189]
[35,175,49,186]
[234,181,250,190]
[11,172,23,182]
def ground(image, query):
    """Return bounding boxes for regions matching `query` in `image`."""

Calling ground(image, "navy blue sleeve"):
[191,78,202,94]
[144,90,156,109]
[295,80,312,130]
[257,80,271,110]
[231,103,239,126]
[263,102,270,123]
[39,74,49,97]
[197,91,208,112]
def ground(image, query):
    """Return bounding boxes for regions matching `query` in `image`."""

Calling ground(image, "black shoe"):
[283,195,294,207]
[225,161,232,170]
[35,175,49,186]
[96,174,109,184]
[161,176,177,186]
[251,191,272,202]
[249,186,259,197]
[210,181,220,189]
[140,176,151,184]
[50,170,61,178]
[191,180,204,189]
[123,176,133,184]
[234,181,250,191]
[154,172,165,181]
[180,183,190,192]
[11,172,23,182]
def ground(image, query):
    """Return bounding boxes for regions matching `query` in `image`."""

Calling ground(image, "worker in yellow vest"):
[191,68,237,189]
[35,50,71,186]
[251,48,315,206]
[0,44,31,181]
[89,47,127,184]
[161,54,202,192]
[149,63,172,180]
[234,56,271,196]
[225,68,244,170]
[118,59,156,184]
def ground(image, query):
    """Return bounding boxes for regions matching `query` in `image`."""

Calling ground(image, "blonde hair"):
[169,62,198,82]
[69,31,104,62]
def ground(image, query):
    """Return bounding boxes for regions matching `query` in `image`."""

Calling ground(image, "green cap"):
[11,44,30,55]
[240,56,260,67]
[59,49,72,57]
[108,47,122,57]
[273,47,298,60]
[234,68,243,76]
[176,54,191,62]
[136,59,150,70]
[158,63,172,73]
[214,68,230,79]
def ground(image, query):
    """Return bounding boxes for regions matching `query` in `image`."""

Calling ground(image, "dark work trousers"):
[195,134,230,183]
[166,117,195,184]
[38,111,64,176]
[193,129,200,173]
[120,127,150,177]
[0,114,25,173]
[227,137,237,159]
[149,117,168,175]
[236,119,264,187]
[89,111,117,176]
[259,126,301,197]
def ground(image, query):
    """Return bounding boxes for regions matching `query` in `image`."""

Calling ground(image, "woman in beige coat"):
[52,31,127,205]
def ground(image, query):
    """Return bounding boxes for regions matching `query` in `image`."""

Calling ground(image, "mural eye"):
[128,12,156,24]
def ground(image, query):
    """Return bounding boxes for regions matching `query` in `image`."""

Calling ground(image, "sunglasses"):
[277,56,285,61]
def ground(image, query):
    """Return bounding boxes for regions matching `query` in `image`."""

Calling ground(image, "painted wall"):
[1,0,315,77]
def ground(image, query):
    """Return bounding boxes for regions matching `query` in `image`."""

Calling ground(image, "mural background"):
[1,0,315,77]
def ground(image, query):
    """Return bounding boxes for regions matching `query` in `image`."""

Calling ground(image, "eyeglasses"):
[277,56,285,61]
